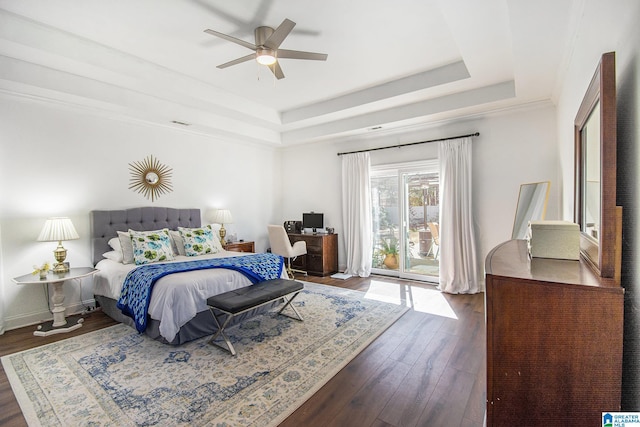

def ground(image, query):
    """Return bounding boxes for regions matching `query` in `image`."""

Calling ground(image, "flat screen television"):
[302,212,324,231]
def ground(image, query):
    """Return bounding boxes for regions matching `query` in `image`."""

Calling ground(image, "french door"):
[371,160,439,282]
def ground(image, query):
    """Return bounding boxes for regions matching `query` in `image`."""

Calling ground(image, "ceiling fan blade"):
[217,53,255,69]
[204,29,257,50]
[194,1,246,28]
[268,61,285,80]
[277,49,328,61]
[263,18,296,50]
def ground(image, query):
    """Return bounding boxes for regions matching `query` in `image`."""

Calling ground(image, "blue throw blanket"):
[116,253,284,333]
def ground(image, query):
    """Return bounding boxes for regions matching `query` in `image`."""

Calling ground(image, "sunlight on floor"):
[363,280,458,319]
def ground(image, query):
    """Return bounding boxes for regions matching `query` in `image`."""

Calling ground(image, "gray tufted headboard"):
[90,207,201,266]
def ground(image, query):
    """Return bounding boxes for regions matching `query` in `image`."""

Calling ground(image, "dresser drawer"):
[225,241,254,253]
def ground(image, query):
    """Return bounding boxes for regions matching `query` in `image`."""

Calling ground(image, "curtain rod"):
[336,132,480,156]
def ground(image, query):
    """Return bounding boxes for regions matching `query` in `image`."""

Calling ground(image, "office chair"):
[268,225,308,279]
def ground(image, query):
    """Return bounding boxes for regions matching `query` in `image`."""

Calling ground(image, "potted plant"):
[377,238,399,270]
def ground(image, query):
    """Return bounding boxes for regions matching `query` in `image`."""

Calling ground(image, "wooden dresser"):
[287,233,338,276]
[485,239,623,426]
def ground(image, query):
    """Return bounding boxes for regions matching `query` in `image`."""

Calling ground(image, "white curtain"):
[341,152,372,277]
[0,223,4,334]
[438,137,480,294]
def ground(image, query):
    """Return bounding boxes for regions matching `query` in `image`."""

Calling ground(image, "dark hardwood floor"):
[0,275,486,427]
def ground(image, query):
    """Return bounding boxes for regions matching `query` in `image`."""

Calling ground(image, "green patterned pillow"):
[204,224,225,252]
[178,226,219,256]
[129,228,174,265]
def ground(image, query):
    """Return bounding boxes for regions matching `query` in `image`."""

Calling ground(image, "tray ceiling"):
[0,0,579,146]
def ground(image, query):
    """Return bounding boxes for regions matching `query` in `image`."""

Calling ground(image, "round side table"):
[12,267,98,336]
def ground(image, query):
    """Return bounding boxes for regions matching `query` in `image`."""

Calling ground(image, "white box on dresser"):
[527,220,580,260]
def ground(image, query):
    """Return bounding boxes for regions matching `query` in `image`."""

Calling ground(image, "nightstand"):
[12,267,98,336]
[225,241,255,253]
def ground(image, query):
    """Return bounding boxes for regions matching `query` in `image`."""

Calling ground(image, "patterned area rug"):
[2,282,408,426]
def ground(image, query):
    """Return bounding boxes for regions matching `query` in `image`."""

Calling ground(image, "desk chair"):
[268,225,308,279]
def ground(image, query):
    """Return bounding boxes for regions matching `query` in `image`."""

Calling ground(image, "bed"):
[90,207,285,345]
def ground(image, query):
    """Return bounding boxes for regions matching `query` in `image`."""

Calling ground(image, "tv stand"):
[287,233,338,276]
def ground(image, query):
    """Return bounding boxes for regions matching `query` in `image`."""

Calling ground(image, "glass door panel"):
[371,162,439,281]
[371,173,400,272]
[401,172,439,281]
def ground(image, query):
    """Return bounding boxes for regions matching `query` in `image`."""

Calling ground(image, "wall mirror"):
[129,155,173,202]
[511,181,550,239]
[574,52,620,279]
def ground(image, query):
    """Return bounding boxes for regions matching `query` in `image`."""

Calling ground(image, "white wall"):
[556,0,639,220]
[0,95,282,331]
[280,103,559,281]
[2,94,558,330]
[554,0,640,409]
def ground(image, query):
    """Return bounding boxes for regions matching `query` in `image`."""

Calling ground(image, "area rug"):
[2,282,408,427]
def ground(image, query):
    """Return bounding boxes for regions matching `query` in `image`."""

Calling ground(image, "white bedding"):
[94,251,286,342]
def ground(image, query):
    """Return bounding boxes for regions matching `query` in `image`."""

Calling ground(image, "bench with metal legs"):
[206,278,304,356]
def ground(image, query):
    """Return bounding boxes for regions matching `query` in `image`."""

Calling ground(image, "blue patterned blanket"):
[116,253,284,333]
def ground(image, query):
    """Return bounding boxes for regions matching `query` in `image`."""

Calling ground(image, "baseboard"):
[3,298,96,332]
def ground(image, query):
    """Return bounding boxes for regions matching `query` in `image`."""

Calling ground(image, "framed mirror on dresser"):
[485,52,624,426]
[574,51,622,279]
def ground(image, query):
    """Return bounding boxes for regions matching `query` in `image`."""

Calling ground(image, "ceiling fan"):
[204,18,327,80]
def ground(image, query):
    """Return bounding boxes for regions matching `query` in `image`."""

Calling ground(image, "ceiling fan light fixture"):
[256,48,277,65]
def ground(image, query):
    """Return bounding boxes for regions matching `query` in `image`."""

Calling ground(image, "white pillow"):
[108,237,122,252]
[129,228,174,265]
[117,231,135,264]
[169,230,186,256]
[102,250,124,263]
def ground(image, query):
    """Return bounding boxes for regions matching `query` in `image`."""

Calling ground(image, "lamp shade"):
[37,217,80,242]
[210,209,233,225]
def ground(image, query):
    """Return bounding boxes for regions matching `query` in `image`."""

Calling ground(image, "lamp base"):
[219,225,227,247]
[53,262,69,274]
[53,242,69,273]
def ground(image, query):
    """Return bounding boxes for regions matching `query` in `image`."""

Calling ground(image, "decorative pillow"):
[102,250,124,263]
[129,228,174,265]
[169,230,186,256]
[205,224,225,252]
[178,226,219,256]
[117,231,135,264]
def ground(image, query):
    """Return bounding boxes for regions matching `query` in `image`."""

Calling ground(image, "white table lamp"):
[210,209,233,246]
[37,217,79,273]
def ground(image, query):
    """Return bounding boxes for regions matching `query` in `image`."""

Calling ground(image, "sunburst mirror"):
[128,155,173,202]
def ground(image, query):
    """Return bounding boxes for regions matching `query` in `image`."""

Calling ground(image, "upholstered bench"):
[206,278,304,355]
